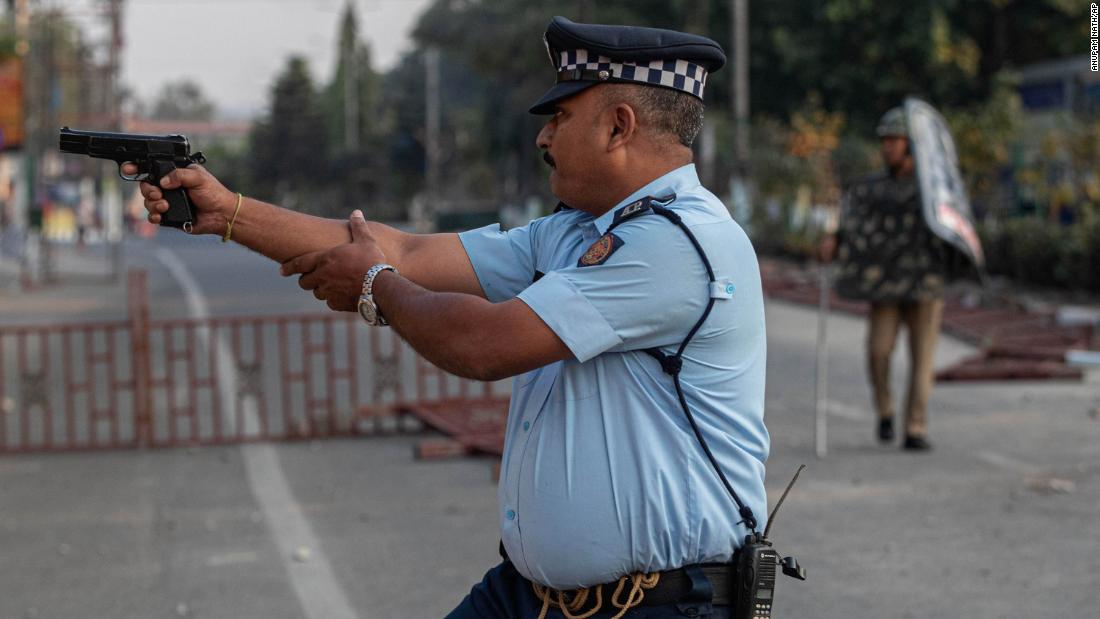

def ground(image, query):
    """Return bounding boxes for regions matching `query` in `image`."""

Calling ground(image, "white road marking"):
[154,247,358,619]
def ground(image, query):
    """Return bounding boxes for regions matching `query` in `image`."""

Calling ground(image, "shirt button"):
[506,509,516,521]
[522,421,530,431]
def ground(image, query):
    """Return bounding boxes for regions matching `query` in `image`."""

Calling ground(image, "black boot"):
[903,435,932,451]
[878,418,895,443]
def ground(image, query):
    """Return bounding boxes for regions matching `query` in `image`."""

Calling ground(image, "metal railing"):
[0,271,510,453]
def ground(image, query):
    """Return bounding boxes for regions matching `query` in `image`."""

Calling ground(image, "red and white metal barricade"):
[0,271,510,454]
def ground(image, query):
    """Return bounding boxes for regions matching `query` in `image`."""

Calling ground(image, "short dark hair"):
[600,84,705,148]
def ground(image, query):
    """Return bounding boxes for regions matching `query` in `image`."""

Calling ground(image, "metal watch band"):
[360,263,398,326]
[364,263,398,297]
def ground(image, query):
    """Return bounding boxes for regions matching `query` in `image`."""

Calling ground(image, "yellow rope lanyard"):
[532,571,661,619]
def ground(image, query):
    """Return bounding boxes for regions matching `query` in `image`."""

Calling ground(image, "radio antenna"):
[764,464,805,540]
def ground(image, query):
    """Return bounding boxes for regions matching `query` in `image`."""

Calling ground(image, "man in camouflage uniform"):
[822,107,948,451]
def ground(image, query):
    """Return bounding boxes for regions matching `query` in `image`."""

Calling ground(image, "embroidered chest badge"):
[578,233,624,267]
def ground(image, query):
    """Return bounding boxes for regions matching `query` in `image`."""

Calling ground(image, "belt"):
[501,544,734,609]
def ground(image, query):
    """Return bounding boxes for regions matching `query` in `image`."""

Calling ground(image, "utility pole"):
[104,0,125,276]
[691,0,715,188]
[343,45,359,151]
[27,5,73,282]
[13,0,29,232]
[107,0,122,131]
[15,0,31,227]
[9,0,30,288]
[731,0,749,174]
[421,46,441,233]
[342,2,359,152]
[729,0,751,228]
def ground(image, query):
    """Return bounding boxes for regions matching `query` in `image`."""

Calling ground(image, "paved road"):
[1,236,1098,618]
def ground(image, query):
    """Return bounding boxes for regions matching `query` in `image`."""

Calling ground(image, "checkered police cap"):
[530,16,726,115]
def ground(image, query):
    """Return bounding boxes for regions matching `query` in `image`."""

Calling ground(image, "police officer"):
[821,107,949,452]
[138,16,768,618]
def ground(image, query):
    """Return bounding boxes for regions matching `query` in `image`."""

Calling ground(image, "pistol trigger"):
[117,161,149,182]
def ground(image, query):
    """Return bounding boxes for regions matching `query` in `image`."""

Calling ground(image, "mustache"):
[543,151,555,168]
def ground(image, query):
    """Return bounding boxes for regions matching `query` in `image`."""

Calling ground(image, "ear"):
[606,102,637,152]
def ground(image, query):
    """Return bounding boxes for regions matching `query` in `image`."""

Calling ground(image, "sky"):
[66,0,434,120]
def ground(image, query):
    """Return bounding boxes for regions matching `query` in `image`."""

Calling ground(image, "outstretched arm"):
[284,211,570,381]
[132,164,483,296]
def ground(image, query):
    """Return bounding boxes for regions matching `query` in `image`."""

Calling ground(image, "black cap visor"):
[529,80,598,114]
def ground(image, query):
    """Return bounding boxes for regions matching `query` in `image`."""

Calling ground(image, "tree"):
[323,1,382,154]
[316,2,393,217]
[240,0,1093,220]
[249,56,328,209]
[409,0,709,205]
[728,0,1090,128]
[150,79,215,121]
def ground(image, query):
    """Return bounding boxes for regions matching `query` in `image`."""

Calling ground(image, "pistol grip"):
[161,187,195,231]
[151,159,195,231]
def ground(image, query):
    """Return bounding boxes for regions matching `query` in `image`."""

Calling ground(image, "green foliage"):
[150,79,216,121]
[317,3,395,218]
[409,0,725,203]
[233,0,1094,280]
[248,56,329,210]
[981,217,1100,291]
[943,74,1025,213]
[739,0,1089,129]
[26,10,93,126]
[397,0,1091,218]
[323,4,382,154]
[0,18,17,60]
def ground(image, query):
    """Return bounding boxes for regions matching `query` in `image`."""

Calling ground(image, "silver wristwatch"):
[358,263,398,326]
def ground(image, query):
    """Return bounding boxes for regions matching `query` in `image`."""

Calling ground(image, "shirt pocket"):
[546,359,598,403]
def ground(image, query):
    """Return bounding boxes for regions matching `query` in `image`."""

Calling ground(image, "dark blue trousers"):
[446,561,729,618]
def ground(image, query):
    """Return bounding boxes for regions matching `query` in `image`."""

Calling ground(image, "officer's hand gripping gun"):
[59,127,206,232]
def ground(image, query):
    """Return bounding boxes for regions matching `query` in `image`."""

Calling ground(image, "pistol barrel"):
[58,128,91,154]
[58,127,194,161]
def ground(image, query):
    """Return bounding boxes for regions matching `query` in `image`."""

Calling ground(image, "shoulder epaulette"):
[608,193,676,231]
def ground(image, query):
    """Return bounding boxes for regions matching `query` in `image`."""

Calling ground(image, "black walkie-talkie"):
[733,466,807,619]
[734,534,780,618]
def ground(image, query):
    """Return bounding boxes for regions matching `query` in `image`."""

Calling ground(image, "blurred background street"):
[2,0,1100,617]
[0,238,1097,617]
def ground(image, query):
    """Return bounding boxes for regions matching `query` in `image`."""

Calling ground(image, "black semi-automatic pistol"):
[59,127,206,232]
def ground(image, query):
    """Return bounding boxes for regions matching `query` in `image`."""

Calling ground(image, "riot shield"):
[905,97,985,271]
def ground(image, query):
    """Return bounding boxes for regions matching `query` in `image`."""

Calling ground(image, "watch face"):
[358,297,378,325]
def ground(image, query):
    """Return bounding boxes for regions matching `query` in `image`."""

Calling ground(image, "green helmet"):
[876,106,908,137]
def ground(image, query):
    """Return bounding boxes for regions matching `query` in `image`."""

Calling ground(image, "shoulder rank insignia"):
[578,233,624,267]
[609,193,676,229]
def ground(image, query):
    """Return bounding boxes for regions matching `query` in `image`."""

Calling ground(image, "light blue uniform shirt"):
[459,164,768,589]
